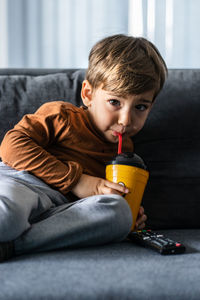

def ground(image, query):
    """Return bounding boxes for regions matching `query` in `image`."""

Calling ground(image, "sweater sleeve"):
[0,102,83,195]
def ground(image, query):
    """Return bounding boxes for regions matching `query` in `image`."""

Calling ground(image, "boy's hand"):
[135,206,147,230]
[72,173,129,199]
[72,174,147,230]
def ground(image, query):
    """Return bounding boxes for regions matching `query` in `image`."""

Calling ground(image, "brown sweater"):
[0,101,133,196]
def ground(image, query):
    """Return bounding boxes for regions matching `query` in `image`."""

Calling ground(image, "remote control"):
[128,229,186,255]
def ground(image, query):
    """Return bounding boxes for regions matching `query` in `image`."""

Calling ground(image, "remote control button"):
[152,240,164,247]
[155,239,169,246]
[165,238,175,243]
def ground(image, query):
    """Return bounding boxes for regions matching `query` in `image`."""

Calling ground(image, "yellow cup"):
[106,153,149,231]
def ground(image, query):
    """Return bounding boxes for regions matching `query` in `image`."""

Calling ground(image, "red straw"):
[117,133,122,154]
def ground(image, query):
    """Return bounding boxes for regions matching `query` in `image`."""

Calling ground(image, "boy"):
[0,34,167,262]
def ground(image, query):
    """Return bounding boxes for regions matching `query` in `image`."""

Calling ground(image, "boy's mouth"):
[113,131,122,136]
[112,130,125,136]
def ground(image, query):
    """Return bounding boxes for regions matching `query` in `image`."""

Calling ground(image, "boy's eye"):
[135,104,148,111]
[109,99,121,107]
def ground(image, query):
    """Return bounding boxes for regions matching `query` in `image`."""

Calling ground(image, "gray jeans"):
[0,163,132,255]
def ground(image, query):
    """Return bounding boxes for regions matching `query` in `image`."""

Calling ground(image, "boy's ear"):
[81,80,93,107]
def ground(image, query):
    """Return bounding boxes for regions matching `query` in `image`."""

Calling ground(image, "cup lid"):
[107,152,147,170]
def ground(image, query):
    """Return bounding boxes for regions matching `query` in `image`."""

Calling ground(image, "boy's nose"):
[118,112,132,127]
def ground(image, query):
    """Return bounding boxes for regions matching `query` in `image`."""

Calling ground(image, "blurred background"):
[0,0,199,69]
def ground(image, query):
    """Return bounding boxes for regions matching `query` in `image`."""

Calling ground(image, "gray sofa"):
[0,68,200,299]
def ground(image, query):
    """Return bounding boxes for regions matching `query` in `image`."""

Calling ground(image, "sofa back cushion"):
[0,69,85,142]
[133,69,200,229]
[0,68,200,229]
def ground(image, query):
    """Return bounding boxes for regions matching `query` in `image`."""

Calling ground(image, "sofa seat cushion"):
[0,229,199,299]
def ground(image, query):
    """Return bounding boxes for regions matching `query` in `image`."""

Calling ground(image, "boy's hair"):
[86,34,167,99]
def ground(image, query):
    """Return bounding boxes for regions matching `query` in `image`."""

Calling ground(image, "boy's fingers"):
[105,180,129,194]
[135,213,147,227]
[138,206,144,216]
[136,222,146,230]
[103,187,120,195]
[139,214,147,223]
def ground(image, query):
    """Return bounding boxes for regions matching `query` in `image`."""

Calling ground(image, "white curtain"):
[0,0,200,68]
[129,0,200,68]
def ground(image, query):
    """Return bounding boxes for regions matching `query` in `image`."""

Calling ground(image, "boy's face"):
[81,80,154,143]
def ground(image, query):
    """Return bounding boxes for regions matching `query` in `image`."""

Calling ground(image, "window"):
[0,0,199,68]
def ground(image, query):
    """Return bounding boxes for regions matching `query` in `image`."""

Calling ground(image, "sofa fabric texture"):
[0,69,85,142]
[0,68,200,300]
[134,69,200,229]
[0,69,199,229]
